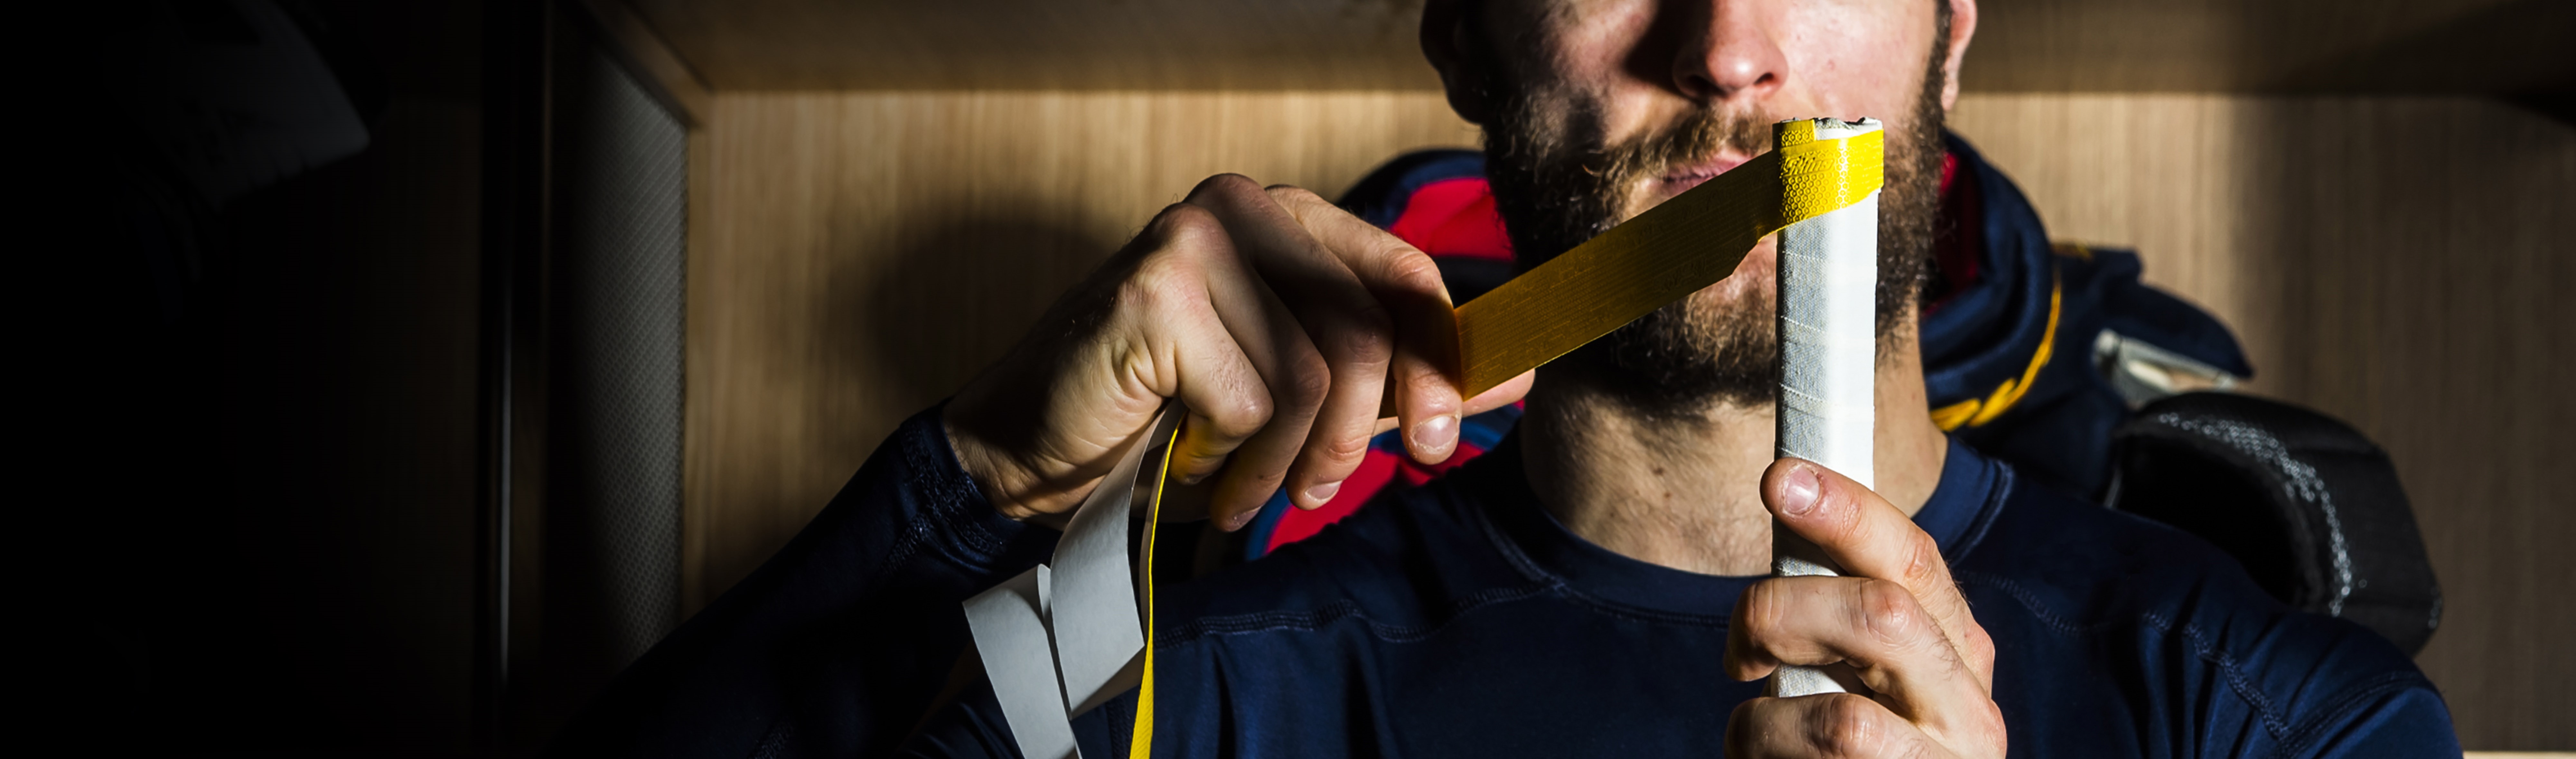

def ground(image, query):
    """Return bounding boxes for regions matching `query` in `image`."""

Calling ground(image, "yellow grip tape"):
[1129,126,1882,756]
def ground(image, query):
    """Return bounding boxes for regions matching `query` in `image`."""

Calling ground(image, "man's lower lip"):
[1660,159,1748,194]
[1661,173,1724,195]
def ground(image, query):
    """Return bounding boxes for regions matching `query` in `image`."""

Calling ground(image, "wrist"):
[941,408,1074,528]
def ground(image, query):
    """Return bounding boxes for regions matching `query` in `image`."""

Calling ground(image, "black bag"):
[2105,393,2442,654]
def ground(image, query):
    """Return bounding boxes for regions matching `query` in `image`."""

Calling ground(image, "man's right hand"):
[944,174,1533,531]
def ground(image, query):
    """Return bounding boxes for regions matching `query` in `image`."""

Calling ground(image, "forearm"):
[549,404,1059,759]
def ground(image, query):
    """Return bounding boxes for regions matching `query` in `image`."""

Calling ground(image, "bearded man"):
[550,0,2458,756]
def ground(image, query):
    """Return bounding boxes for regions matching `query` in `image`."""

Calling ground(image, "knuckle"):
[1193,374,1274,441]
[1809,694,1888,757]
[1901,532,1946,586]
[1149,202,1224,243]
[1193,173,1264,201]
[1264,183,1324,206]
[1738,580,1789,637]
[1380,245,1444,286]
[1326,316,1395,367]
[1195,173,1257,193]
[1858,579,1928,645]
[1141,206,1235,268]
[1316,427,1371,466]
[1122,258,1196,314]
[1283,351,1335,407]
[1408,366,1459,403]
[1219,389,1274,439]
[1976,700,2010,754]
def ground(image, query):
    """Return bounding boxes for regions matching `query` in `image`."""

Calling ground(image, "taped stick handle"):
[1768,117,1883,698]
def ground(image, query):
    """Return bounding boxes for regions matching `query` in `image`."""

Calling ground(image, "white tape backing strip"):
[962,405,1181,759]
[963,566,1080,759]
[1051,408,1173,714]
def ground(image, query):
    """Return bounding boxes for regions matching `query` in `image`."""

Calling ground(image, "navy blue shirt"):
[551,409,2456,758]
[903,425,2455,758]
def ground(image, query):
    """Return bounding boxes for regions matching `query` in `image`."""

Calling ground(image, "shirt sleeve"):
[547,404,1061,759]
[2291,683,2463,759]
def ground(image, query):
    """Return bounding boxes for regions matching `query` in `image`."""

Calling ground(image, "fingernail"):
[1304,480,1343,505]
[1780,466,1821,517]
[1224,509,1255,531]
[1411,414,1458,457]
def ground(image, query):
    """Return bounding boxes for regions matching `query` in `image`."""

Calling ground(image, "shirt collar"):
[1454,432,2011,619]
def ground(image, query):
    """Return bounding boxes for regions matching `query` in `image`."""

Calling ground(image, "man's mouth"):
[1654,155,1751,197]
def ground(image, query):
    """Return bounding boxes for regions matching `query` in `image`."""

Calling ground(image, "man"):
[552,0,2456,756]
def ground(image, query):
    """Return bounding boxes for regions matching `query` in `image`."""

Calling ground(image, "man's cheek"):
[1780,13,1928,116]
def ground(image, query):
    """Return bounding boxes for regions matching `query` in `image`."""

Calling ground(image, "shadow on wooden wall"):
[841,213,1118,420]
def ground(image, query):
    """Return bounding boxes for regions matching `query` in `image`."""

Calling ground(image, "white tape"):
[1051,409,1171,714]
[1775,199,1878,489]
[962,405,1181,759]
[1771,117,1881,698]
[963,566,1081,759]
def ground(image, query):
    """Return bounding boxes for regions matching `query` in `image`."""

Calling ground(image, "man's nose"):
[1671,0,1786,103]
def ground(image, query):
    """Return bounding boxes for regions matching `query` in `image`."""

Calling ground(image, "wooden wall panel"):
[685,90,2573,749]
[623,0,2571,93]
[1951,94,2576,750]
[685,91,1478,610]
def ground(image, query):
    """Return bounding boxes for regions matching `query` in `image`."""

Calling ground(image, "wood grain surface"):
[683,89,2573,749]
[619,0,2570,93]
[1951,94,2574,751]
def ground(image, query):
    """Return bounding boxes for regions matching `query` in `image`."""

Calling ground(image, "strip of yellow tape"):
[1131,126,1883,755]
[1129,420,1177,759]
[1455,125,1882,396]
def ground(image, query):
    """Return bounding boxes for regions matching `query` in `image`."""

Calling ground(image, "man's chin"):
[1548,235,1783,417]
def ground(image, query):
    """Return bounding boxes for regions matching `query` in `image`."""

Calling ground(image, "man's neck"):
[1520,325,1950,576]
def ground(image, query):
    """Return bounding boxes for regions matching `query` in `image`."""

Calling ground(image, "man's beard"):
[1480,47,1951,417]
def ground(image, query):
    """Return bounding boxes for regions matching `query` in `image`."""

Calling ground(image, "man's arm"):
[546,406,1059,759]
[2299,685,2462,759]
[553,173,1515,757]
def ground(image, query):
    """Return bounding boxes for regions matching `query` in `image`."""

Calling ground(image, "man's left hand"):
[1724,459,2007,758]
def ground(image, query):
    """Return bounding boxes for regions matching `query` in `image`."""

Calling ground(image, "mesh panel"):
[552,40,687,667]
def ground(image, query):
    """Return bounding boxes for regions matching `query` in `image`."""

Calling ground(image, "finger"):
[1266,185,1471,466]
[1185,176,1389,509]
[1725,576,1992,733]
[1137,201,1329,529]
[1125,205,1277,495]
[1726,693,1947,759]
[1462,369,1534,416]
[1365,368,1533,438]
[1198,270,1332,528]
[1765,459,1994,683]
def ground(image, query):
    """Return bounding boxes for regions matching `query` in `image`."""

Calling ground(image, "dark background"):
[39,2,485,755]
